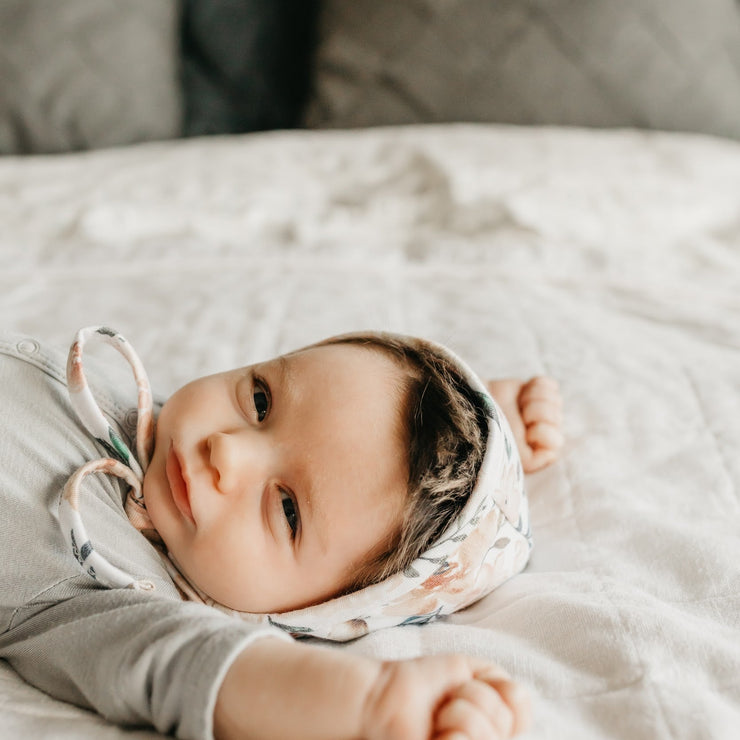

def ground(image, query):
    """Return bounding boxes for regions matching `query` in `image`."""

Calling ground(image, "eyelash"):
[279,487,299,539]
[249,375,298,541]
[252,376,271,422]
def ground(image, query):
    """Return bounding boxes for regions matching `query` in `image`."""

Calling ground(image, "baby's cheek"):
[141,461,164,515]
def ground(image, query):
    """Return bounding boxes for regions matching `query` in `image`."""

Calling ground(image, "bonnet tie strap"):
[60,326,157,590]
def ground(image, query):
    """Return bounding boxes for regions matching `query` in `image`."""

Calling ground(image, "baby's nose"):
[207,431,263,496]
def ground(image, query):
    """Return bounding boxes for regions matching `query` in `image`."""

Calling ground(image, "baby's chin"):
[186,571,334,615]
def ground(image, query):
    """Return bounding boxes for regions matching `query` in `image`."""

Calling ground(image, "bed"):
[1,120,739,738]
[2,0,740,736]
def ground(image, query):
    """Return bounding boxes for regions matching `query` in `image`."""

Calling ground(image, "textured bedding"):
[0,123,739,739]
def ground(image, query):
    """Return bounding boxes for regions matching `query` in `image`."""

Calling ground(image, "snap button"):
[17,338,40,355]
[125,408,138,431]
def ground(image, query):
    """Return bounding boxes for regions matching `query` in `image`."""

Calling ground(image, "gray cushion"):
[0,1,181,154]
[305,0,740,140]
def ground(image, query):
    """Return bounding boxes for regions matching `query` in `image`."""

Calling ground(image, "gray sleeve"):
[0,588,290,740]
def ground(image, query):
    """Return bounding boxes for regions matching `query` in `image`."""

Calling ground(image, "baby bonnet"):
[60,326,532,642]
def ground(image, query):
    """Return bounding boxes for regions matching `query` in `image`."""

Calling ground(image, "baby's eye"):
[253,380,271,422]
[280,488,299,539]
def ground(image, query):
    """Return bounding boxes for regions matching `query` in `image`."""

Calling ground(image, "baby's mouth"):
[166,444,195,525]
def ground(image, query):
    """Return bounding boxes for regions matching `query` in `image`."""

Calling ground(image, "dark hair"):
[321,334,489,591]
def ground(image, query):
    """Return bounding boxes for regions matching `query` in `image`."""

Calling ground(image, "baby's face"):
[142,343,408,613]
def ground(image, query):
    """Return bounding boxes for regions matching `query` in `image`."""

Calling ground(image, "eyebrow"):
[301,484,329,554]
[273,354,291,393]
[272,354,329,553]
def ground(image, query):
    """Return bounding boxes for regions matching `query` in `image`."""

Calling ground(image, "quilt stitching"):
[519,310,676,733]
[521,301,656,701]
[681,364,739,514]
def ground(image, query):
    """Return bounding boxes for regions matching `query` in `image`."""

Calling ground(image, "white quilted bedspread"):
[0,124,739,739]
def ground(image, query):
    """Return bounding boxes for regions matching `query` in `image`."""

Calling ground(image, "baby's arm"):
[488,377,563,474]
[215,638,530,740]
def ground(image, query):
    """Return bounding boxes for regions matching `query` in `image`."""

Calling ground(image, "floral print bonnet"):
[60,326,532,642]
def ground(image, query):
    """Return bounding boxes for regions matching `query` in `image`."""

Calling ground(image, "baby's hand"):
[216,639,529,740]
[487,377,563,474]
[363,655,530,740]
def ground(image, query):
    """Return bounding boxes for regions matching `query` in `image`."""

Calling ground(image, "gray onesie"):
[0,334,284,740]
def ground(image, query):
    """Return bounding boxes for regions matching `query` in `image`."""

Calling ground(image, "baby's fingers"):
[519,376,561,406]
[520,379,562,425]
[434,680,514,740]
[475,674,532,736]
[521,399,562,427]
[526,420,564,453]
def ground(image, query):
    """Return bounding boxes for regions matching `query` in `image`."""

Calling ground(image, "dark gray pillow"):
[305,0,740,140]
[181,0,319,136]
[0,1,181,154]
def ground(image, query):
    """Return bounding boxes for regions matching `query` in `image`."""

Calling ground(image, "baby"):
[0,327,562,740]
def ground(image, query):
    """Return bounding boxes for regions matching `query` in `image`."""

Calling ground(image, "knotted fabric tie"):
[60,326,205,599]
